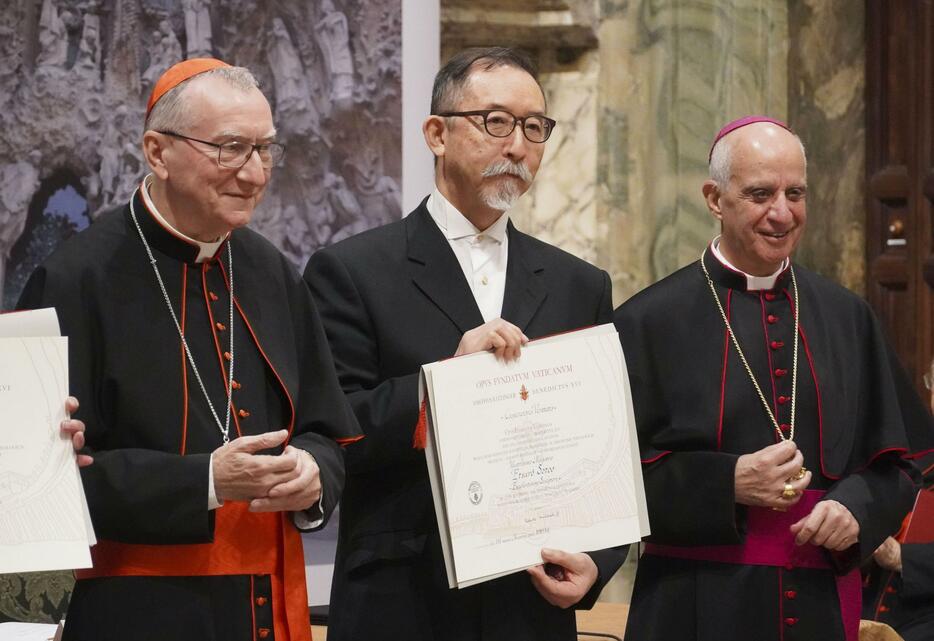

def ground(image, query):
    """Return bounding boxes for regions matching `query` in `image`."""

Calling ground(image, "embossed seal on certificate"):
[468,481,483,505]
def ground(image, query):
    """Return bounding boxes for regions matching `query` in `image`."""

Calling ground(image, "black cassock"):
[17,188,360,641]
[863,452,934,641]
[614,248,931,641]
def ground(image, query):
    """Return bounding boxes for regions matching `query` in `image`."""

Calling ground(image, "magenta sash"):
[643,490,860,641]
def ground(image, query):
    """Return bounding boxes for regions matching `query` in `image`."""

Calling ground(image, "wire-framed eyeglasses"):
[157,130,286,169]
[435,109,556,143]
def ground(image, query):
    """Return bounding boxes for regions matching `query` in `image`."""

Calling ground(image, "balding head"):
[709,122,807,188]
[702,122,809,276]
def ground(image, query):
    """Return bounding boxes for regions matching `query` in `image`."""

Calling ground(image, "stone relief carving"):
[0,0,402,306]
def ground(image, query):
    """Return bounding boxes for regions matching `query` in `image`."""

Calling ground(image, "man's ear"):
[702,180,723,222]
[422,115,447,159]
[142,130,170,180]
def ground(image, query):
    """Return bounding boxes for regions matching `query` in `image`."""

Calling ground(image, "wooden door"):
[866,0,934,397]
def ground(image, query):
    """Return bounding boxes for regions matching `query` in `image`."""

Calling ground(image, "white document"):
[420,324,649,588]
[0,622,61,641]
[0,308,94,573]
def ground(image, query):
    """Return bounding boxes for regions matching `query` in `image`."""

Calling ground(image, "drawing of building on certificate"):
[0,310,93,574]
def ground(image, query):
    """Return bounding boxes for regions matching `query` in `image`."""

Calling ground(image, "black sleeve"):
[286,266,360,530]
[304,248,424,474]
[825,455,919,568]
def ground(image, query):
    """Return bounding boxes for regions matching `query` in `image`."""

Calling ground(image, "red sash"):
[644,490,860,641]
[76,501,311,641]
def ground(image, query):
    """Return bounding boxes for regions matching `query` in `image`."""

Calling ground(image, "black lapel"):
[501,222,547,332]
[406,201,485,334]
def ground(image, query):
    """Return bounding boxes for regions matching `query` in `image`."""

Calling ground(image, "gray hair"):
[431,47,543,114]
[144,66,259,134]
[708,130,808,188]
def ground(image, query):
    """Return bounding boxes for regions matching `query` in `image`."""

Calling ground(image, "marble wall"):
[443,0,866,303]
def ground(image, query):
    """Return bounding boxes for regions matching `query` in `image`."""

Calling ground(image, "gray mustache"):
[481,160,532,182]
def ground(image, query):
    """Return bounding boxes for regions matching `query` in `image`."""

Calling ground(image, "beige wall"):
[443,0,866,304]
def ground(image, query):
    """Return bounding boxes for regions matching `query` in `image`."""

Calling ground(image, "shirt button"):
[767,314,778,324]
[481,275,489,286]
[476,234,485,242]
[258,628,270,638]
[238,409,251,418]
[771,340,785,350]
[784,590,797,600]
[255,596,268,606]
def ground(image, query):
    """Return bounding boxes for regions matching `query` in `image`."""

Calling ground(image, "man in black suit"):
[304,47,626,641]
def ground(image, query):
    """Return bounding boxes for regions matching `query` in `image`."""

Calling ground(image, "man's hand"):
[249,446,322,513]
[873,536,902,572]
[526,548,598,609]
[455,318,528,362]
[790,499,860,551]
[212,430,300,502]
[63,396,92,467]
[734,440,811,509]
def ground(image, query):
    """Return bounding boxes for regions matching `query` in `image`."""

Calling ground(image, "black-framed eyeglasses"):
[435,110,556,143]
[157,130,286,169]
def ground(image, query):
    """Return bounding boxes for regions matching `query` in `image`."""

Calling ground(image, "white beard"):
[480,160,532,212]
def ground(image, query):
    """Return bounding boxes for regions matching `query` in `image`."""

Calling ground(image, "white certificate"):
[0,309,94,573]
[421,324,649,588]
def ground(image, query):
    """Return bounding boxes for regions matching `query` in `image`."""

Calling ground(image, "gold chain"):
[700,248,800,442]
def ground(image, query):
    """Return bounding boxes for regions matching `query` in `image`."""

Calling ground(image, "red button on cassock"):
[778,395,789,405]
[209,292,219,301]
[886,586,897,594]
[780,423,791,432]
[238,409,251,418]
[255,596,267,606]
[775,368,788,377]
[765,292,777,301]
[216,322,226,331]
[771,341,785,350]
[784,617,799,626]
[258,628,270,639]
[879,606,890,613]
[767,314,778,324]
[784,590,797,600]
[232,380,242,390]
[223,351,232,361]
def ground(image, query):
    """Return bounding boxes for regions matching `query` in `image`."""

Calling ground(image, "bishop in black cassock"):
[615,116,933,641]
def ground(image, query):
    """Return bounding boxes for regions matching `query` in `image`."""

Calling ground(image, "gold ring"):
[782,483,797,499]
[792,467,807,481]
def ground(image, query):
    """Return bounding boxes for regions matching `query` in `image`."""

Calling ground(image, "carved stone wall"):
[0,0,401,309]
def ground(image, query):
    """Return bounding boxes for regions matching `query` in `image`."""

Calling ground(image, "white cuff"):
[207,452,223,510]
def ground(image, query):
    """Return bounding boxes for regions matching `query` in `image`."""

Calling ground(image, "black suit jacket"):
[304,200,626,641]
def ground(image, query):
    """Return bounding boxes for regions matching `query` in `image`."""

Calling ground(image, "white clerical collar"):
[711,236,789,291]
[141,174,227,263]
[426,188,509,244]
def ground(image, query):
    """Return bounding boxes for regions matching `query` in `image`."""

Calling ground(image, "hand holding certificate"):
[420,323,649,588]
[0,308,95,573]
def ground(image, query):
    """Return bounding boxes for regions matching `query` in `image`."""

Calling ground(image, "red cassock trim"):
[717,290,733,451]
[759,293,780,436]
[202,263,244,439]
[75,502,311,641]
[179,264,190,455]
[641,450,672,464]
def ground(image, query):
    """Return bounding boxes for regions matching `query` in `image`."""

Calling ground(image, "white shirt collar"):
[711,235,789,291]
[426,188,509,244]
[141,174,227,263]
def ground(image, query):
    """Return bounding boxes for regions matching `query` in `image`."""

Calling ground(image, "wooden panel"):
[865,0,933,395]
